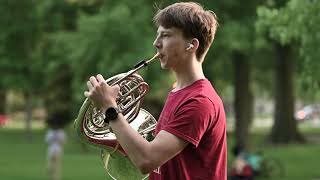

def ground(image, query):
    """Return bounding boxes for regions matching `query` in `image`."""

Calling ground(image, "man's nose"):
[153,37,161,49]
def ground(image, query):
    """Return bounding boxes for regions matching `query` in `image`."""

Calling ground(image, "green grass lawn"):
[1,126,320,180]
[227,125,320,180]
[0,128,108,180]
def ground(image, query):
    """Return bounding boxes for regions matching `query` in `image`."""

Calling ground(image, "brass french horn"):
[74,53,159,180]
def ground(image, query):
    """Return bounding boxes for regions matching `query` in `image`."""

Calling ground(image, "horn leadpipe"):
[109,53,160,86]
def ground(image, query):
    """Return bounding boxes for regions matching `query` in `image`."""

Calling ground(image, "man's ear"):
[186,38,199,51]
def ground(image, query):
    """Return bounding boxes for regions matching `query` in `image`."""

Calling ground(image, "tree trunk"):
[25,91,33,142]
[269,44,304,143]
[233,51,253,150]
[0,90,6,114]
[45,63,73,129]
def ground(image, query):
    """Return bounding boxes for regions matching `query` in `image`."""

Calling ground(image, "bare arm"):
[109,114,188,174]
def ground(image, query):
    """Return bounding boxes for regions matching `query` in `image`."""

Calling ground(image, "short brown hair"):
[153,2,218,59]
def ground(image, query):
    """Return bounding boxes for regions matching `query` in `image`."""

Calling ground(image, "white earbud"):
[186,44,194,50]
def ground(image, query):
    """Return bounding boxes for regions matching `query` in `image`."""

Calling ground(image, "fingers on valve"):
[96,74,105,83]
[89,76,98,86]
[95,74,107,87]
[87,81,93,90]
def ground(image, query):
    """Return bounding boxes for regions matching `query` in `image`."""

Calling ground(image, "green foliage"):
[219,20,253,53]
[37,0,79,128]
[44,62,73,129]
[256,0,320,92]
[67,0,169,109]
[0,0,43,91]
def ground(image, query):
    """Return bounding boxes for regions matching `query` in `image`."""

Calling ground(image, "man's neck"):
[173,60,205,92]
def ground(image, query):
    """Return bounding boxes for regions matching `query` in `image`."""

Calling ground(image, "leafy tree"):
[255,0,320,143]
[0,0,43,140]
[38,0,78,129]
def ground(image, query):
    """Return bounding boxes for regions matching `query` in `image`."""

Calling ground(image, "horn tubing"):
[110,53,160,86]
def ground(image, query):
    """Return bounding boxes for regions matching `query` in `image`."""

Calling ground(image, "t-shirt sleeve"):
[162,96,215,147]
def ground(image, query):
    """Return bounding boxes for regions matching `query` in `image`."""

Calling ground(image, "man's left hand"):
[84,74,120,113]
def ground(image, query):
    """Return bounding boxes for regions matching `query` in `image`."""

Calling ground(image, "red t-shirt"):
[149,79,227,180]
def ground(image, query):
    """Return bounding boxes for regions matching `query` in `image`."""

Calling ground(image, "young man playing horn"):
[85,2,227,180]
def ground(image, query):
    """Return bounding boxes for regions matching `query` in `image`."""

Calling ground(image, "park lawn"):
[1,126,320,180]
[0,129,108,180]
[227,125,320,180]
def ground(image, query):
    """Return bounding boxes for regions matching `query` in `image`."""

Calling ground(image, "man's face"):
[153,26,189,70]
